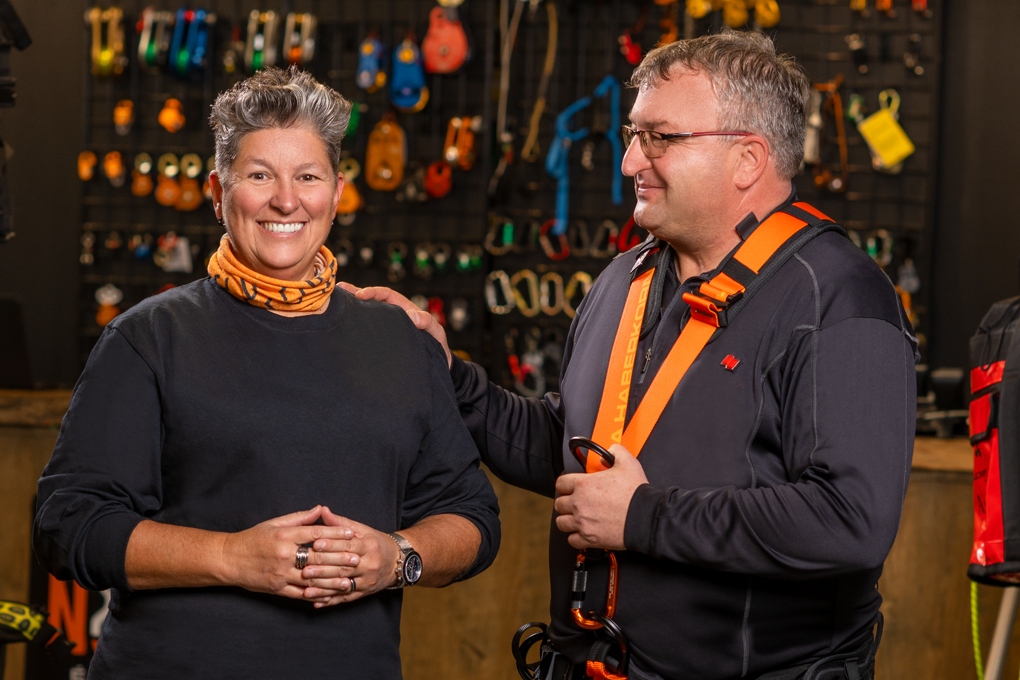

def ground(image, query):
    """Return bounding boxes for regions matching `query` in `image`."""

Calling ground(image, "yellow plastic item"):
[857,109,915,169]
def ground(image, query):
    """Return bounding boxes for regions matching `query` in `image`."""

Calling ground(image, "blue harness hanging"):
[545,75,623,236]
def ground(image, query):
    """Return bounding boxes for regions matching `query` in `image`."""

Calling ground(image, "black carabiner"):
[511,621,550,680]
[569,436,615,470]
[589,612,630,677]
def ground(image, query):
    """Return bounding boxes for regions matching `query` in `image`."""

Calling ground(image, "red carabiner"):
[539,219,570,261]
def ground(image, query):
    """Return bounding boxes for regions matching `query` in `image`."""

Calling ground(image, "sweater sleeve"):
[624,316,916,578]
[449,355,565,498]
[33,327,163,591]
[399,337,502,581]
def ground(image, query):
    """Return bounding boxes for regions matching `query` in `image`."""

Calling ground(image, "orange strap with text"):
[585,204,828,472]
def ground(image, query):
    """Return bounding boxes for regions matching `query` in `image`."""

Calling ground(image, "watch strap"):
[387,531,415,589]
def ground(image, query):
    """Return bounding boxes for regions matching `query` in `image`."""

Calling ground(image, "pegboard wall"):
[77,0,942,394]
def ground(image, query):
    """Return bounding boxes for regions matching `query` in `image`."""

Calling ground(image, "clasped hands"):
[223,505,400,609]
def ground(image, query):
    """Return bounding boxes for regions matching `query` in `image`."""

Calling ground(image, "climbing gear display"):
[73,3,941,482]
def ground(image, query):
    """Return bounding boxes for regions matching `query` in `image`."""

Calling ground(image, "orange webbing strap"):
[587,206,822,470]
[586,269,653,472]
[587,660,628,680]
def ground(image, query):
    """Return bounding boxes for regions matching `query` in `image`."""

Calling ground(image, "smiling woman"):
[207,68,348,312]
[32,67,500,679]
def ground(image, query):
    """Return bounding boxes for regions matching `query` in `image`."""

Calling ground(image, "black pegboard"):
[76,0,942,390]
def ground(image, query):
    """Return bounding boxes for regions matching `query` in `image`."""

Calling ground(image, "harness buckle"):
[682,291,728,328]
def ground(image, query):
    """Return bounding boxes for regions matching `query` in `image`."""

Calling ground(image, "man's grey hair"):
[209,66,352,184]
[628,31,810,179]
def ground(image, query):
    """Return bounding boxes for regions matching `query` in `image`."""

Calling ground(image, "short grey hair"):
[628,31,810,179]
[209,66,352,184]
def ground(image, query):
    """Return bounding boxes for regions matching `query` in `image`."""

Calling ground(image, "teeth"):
[261,222,305,233]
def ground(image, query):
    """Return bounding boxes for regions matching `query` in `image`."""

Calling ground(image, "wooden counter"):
[1,391,1016,680]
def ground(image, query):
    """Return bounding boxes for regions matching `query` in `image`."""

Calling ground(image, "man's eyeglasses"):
[621,124,752,159]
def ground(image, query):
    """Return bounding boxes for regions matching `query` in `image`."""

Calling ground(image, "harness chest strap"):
[585,202,833,472]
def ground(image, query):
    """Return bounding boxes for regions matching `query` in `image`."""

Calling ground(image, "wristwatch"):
[386,532,422,589]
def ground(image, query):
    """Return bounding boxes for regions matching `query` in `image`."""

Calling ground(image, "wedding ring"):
[349,577,357,593]
[295,546,309,570]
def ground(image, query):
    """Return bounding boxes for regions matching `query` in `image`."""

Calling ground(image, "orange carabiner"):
[570,550,619,630]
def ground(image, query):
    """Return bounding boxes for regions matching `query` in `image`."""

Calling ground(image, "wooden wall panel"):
[1,426,58,680]
[878,468,1020,679]
[400,471,552,680]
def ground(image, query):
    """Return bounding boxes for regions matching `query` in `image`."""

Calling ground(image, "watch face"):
[404,553,423,584]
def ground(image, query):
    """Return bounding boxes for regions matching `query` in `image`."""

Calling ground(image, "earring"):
[217,216,224,226]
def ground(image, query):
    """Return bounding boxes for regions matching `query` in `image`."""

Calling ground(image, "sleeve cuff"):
[81,512,145,592]
[624,483,665,554]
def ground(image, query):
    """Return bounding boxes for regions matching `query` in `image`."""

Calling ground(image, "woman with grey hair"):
[33,66,499,678]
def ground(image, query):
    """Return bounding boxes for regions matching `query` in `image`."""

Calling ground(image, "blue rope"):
[546,75,622,236]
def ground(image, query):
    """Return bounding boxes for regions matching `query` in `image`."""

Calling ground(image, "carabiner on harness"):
[586,613,630,680]
[570,549,619,631]
[569,436,615,470]
[512,621,551,680]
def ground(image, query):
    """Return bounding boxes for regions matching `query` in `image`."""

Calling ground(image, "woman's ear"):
[210,171,224,219]
[332,172,345,216]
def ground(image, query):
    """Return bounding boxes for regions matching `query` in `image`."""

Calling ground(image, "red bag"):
[969,296,1020,585]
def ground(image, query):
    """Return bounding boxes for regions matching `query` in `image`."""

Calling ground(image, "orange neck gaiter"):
[207,235,337,312]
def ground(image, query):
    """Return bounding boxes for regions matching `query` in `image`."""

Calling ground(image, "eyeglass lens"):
[622,126,666,158]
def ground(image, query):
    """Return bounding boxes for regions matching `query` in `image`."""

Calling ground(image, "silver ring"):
[295,546,309,570]
[349,577,357,593]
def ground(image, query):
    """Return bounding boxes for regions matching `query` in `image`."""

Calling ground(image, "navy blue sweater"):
[34,281,500,679]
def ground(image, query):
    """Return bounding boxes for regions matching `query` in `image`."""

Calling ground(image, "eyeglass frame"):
[621,124,753,158]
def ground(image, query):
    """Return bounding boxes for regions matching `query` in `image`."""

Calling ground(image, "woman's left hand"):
[299,507,401,607]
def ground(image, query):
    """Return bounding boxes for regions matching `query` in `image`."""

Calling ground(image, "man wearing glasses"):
[351,30,916,680]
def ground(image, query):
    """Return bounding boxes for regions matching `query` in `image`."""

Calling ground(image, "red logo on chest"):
[721,355,740,371]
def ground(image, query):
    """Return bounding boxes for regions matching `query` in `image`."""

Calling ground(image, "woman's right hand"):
[219,505,356,599]
[337,282,452,368]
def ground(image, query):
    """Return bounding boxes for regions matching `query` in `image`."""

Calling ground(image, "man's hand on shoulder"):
[337,282,452,368]
[553,444,648,551]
